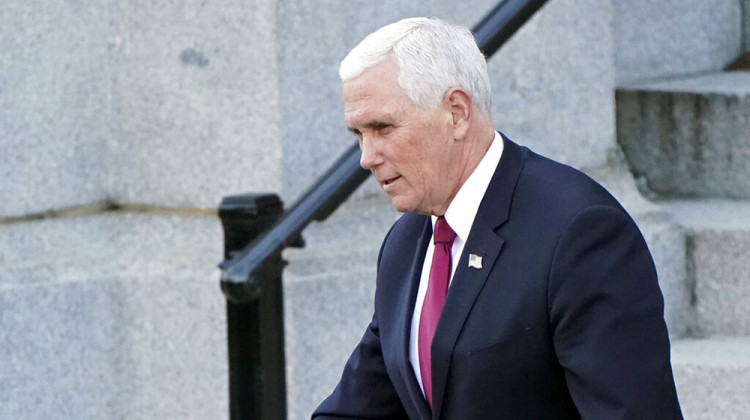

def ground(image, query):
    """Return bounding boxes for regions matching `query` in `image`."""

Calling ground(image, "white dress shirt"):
[409,131,505,394]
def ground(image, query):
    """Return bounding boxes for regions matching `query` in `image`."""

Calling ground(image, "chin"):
[390,198,417,214]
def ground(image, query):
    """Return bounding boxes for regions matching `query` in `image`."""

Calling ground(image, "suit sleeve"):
[548,205,682,419]
[311,311,409,419]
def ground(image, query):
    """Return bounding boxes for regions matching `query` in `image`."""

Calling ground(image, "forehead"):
[342,60,413,124]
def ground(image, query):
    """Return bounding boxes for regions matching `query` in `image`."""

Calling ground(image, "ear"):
[443,88,472,139]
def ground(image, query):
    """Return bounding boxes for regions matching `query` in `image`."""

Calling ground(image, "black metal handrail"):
[219,142,366,296]
[219,0,549,292]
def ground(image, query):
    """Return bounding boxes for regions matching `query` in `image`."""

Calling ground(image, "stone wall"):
[108,0,283,208]
[1,0,743,418]
[1,0,280,417]
[1,0,112,217]
[613,0,742,85]
[0,212,226,418]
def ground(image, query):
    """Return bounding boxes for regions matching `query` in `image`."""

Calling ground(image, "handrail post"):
[219,193,287,420]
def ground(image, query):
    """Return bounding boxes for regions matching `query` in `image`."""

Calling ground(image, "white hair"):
[339,17,491,113]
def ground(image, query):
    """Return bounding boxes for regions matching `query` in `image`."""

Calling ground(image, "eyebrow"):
[347,120,394,134]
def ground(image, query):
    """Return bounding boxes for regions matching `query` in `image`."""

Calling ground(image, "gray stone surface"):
[491,0,615,171]
[0,0,112,218]
[745,0,750,52]
[2,0,618,213]
[614,0,742,85]
[624,72,750,94]
[638,216,692,338]
[671,337,750,419]
[665,198,750,231]
[1,0,284,218]
[661,200,750,336]
[0,281,119,419]
[109,0,283,209]
[617,72,750,199]
[690,228,750,335]
[0,212,227,419]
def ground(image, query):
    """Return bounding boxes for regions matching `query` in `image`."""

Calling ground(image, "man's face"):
[342,60,459,215]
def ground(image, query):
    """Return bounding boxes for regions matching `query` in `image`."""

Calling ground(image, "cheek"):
[390,125,443,184]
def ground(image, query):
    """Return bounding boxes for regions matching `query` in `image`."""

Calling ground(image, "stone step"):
[591,166,750,338]
[634,213,692,339]
[661,199,750,336]
[671,336,750,419]
[616,71,750,199]
[637,198,750,338]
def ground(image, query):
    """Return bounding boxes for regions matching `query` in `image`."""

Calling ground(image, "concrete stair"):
[664,200,750,336]
[616,73,750,418]
[659,199,750,418]
[672,337,750,419]
[616,72,750,199]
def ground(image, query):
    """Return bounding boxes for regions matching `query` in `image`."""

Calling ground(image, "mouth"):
[381,176,400,188]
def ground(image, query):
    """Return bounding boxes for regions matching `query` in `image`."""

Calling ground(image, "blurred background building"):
[1,0,749,418]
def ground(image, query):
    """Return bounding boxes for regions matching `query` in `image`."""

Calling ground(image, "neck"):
[432,120,495,216]
[456,118,495,188]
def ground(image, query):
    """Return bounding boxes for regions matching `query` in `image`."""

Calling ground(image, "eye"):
[372,123,393,133]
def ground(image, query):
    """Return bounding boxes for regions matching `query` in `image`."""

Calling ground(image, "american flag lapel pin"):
[468,253,483,269]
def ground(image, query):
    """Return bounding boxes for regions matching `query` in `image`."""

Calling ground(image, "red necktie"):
[418,216,456,408]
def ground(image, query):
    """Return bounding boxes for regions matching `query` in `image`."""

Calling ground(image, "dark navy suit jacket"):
[314,136,682,419]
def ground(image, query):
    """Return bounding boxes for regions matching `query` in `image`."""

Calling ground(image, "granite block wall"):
[614,0,742,85]
[2,0,735,418]
[0,213,226,419]
[1,0,283,219]
[108,0,283,208]
[0,0,112,217]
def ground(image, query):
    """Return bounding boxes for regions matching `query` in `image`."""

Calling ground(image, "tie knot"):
[433,216,456,245]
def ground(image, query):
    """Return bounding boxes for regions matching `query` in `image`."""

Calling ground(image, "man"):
[314,17,682,419]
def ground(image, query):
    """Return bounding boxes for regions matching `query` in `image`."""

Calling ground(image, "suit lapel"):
[393,216,433,419]
[430,135,526,418]
[431,215,504,418]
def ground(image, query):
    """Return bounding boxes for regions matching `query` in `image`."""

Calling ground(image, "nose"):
[359,135,382,170]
